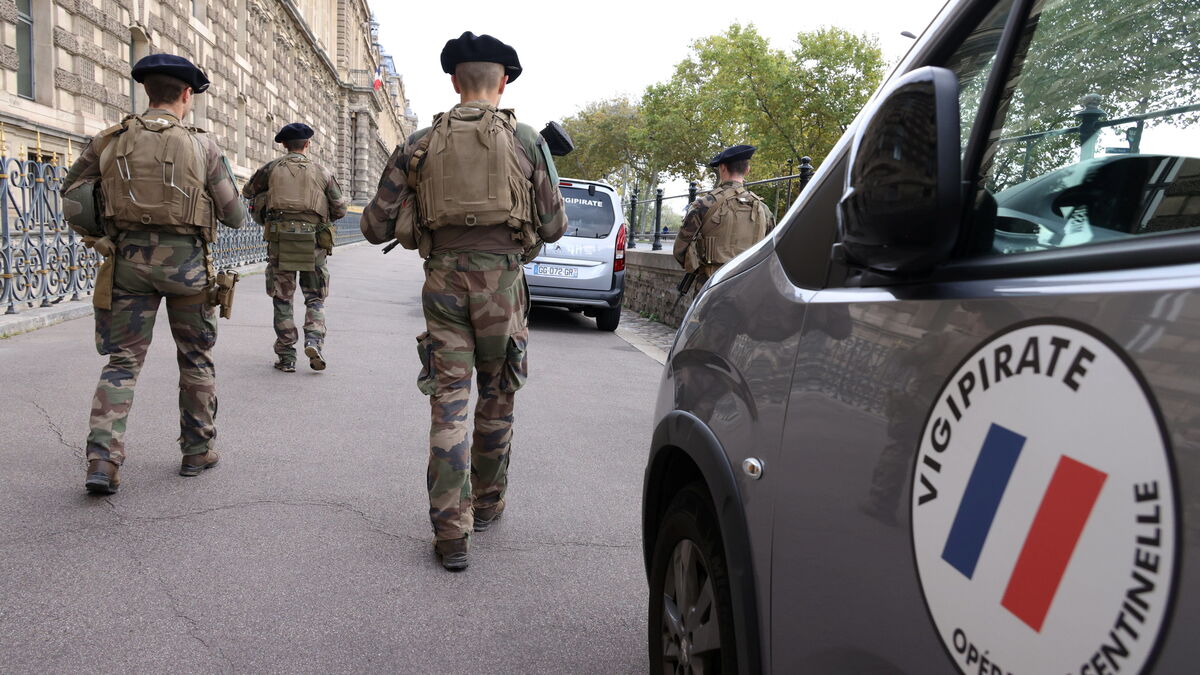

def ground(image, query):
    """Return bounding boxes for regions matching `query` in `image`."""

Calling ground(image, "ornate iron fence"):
[0,158,99,314]
[0,157,365,315]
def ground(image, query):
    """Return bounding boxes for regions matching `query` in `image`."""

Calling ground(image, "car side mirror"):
[837,66,961,277]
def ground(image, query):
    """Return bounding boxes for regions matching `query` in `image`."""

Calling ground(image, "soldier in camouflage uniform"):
[242,123,349,372]
[61,55,247,495]
[361,32,567,571]
[674,144,775,289]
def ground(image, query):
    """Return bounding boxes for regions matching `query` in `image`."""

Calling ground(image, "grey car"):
[642,0,1200,672]
[525,179,626,331]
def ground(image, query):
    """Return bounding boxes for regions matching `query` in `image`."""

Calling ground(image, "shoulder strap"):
[99,116,136,138]
[406,116,445,190]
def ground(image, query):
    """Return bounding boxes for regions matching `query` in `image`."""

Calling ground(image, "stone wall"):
[0,0,414,200]
[623,249,689,328]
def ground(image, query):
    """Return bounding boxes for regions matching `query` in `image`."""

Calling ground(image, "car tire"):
[596,306,621,332]
[648,482,738,674]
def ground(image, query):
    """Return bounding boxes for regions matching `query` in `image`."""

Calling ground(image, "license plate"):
[533,264,578,278]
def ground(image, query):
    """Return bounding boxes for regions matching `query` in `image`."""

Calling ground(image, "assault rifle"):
[673,272,698,311]
[673,219,708,311]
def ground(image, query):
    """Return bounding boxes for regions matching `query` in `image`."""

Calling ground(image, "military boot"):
[84,460,120,495]
[274,356,296,373]
[305,344,326,371]
[434,537,469,572]
[180,450,219,477]
[473,502,505,532]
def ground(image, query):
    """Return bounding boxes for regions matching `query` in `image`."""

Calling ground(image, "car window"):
[975,0,1200,255]
[561,187,617,239]
[944,0,1015,155]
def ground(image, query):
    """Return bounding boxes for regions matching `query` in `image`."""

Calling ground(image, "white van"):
[525,179,627,331]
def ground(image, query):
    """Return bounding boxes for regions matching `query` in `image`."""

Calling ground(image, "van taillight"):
[614,223,627,273]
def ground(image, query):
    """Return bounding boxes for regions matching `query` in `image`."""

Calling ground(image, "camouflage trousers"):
[265,243,329,361]
[86,232,218,465]
[417,251,529,541]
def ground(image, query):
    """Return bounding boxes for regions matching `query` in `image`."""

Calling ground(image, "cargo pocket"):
[498,333,528,394]
[316,227,335,254]
[416,331,438,396]
[278,230,317,272]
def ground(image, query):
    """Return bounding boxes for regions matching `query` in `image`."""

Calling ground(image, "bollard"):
[652,188,663,251]
[628,187,639,249]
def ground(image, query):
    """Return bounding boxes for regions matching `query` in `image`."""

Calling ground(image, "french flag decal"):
[940,424,1108,632]
[909,321,1175,674]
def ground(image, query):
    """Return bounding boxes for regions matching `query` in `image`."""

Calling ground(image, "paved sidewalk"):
[615,310,679,365]
[0,244,657,672]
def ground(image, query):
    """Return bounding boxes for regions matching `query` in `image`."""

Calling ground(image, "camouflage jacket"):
[62,108,247,236]
[673,180,776,268]
[361,101,568,252]
[242,152,349,224]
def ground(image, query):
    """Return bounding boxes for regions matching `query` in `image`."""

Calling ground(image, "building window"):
[192,0,205,21]
[16,0,33,99]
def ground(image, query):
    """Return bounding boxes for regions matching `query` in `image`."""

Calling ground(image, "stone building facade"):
[0,0,416,202]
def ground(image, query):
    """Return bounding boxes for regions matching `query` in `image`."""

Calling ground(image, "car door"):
[770,0,1200,672]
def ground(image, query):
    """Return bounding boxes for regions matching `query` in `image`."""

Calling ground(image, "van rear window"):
[561,187,616,239]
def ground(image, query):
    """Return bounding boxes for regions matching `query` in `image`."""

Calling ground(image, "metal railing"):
[997,97,1200,180]
[625,156,817,251]
[1,157,364,315]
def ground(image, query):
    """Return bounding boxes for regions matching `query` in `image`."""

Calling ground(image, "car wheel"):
[596,306,621,331]
[649,482,738,674]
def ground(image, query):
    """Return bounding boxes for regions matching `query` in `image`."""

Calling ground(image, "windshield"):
[561,187,617,239]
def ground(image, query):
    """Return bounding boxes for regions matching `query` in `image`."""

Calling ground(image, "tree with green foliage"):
[554,97,648,188]
[641,24,885,182]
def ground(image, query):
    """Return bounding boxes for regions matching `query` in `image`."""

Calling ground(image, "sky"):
[371,0,950,130]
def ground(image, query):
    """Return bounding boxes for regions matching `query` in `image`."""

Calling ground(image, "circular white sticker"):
[911,320,1176,675]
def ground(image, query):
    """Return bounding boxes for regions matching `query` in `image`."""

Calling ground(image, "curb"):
[1,258,271,339]
[0,300,96,338]
[613,323,670,366]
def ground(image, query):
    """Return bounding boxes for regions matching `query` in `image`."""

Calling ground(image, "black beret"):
[708,144,757,168]
[275,123,314,143]
[131,54,210,94]
[440,32,522,83]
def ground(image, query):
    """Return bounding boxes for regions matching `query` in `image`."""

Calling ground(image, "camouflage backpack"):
[700,185,768,265]
[266,154,330,221]
[407,106,535,245]
[98,112,215,241]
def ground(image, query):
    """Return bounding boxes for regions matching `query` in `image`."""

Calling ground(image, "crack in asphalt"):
[102,497,430,546]
[111,521,236,672]
[31,399,85,462]
[5,497,638,553]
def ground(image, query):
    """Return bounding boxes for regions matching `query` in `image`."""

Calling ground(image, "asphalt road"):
[0,243,658,673]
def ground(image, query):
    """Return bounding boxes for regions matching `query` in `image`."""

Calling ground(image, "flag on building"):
[373,66,383,91]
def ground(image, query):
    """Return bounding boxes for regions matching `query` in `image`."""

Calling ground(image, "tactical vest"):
[98,113,215,240]
[410,107,534,235]
[266,154,330,221]
[699,184,768,265]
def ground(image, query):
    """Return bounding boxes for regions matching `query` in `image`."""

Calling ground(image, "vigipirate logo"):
[911,321,1177,675]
